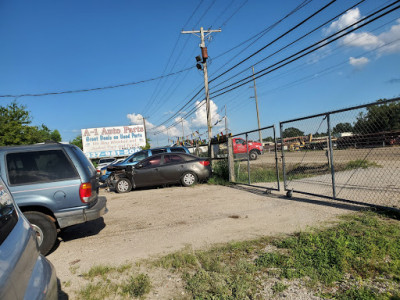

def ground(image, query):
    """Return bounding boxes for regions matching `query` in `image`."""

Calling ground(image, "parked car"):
[0,142,108,255]
[95,157,117,176]
[0,176,58,299]
[172,142,208,155]
[98,146,190,183]
[107,153,211,193]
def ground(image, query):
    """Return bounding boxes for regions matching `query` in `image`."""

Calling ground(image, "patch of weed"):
[345,159,381,170]
[271,282,288,294]
[121,273,151,298]
[78,281,118,300]
[154,248,198,270]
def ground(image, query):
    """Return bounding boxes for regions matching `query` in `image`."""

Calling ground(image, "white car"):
[96,157,117,175]
[172,143,208,155]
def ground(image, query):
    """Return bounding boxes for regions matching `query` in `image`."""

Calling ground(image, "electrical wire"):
[153,1,400,134]
[0,66,194,98]
[141,0,205,116]
[209,0,337,85]
[209,1,400,99]
[210,0,366,90]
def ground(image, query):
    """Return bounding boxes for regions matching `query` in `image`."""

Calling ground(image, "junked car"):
[98,146,190,183]
[107,153,211,193]
[0,176,58,299]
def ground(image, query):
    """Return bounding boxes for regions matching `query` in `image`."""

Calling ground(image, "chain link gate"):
[226,126,280,192]
[280,98,400,210]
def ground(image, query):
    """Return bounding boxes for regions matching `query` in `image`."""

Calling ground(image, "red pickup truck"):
[233,138,263,160]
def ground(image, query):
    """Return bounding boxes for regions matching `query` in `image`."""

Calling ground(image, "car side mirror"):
[135,163,143,169]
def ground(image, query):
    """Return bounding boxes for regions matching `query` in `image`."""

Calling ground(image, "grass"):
[121,274,151,298]
[72,211,400,299]
[153,211,400,299]
[208,158,382,186]
[345,159,381,170]
[76,263,150,300]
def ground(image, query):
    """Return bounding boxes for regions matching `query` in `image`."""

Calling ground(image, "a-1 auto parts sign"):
[81,125,146,158]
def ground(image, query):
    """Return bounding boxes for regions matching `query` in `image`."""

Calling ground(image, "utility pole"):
[142,117,147,145]
[251,66,263,144]
[182,27,221,158]
[181,118,185,141]
[224,104,228,136]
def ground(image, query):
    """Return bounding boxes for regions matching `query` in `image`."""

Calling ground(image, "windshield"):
[124,151,148,163]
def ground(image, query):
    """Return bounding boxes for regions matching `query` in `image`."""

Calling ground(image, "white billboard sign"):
[81,125,146,158]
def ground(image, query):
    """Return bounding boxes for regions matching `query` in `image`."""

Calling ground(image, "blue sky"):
[1,0,399,146]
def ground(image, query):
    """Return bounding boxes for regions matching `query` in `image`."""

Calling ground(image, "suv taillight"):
[79,183,92,203]
[199,161,210,166]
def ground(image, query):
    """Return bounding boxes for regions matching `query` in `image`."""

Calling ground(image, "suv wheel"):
[249,150,258,160]
[116,178,132,193]
[24,212,57,256]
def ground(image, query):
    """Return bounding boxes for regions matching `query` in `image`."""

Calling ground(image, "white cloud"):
[191,99,221,128]
[126,99,222,141]
[340,19,400,54]
[325,8,362,34]
[341,32,382,50]
[349,56,369,68]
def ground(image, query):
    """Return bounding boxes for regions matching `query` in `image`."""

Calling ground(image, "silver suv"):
[0,142,108,255]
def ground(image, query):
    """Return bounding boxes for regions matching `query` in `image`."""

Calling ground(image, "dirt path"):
[47,184,363,298]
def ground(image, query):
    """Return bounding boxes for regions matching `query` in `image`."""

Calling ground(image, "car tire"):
[181,172,197,187]
[24,211,57,256]
[249,150,258,160]
[115,178,132,193]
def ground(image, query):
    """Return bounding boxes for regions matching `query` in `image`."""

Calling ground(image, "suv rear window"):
[170,147,186,153]
[6,150,79,185]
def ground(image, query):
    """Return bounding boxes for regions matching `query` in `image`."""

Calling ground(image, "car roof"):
[0,142,76,152]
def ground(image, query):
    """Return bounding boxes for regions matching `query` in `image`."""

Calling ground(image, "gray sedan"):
[108,153,211,193]
[0,177,58,299]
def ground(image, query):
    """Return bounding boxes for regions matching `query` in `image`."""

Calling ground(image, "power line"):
[150,0,314,133]
[210,1,400,99]
[160,0,400,129]
[141,1,205,116]
[210,0,312,62]
[210,0,366,90]
[209,0,337,85]
[0,66,194,99]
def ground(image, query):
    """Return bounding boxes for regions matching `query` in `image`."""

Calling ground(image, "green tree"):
[0,101,61,146]
[141,138,151,150]
[263,136,274,142]
[332,122,353,134]
[70,135,83,149]
[353,100,400,134]
[282,127,304,138]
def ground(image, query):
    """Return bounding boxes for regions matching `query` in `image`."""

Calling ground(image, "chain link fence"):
[280,98,400,209]
[221,126,280,191]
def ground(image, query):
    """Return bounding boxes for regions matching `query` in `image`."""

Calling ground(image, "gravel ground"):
[47,184,365,299]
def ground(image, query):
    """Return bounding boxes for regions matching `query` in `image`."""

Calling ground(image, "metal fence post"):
[246,133,251,184]
[327,114,337,199]
[273,125,280,191]
[279,123,288,191]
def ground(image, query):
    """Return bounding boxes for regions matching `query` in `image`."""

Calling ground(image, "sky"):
[1,0,399,147]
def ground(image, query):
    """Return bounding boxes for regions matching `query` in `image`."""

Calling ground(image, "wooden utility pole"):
[142,117,147,143]
[181,27,221,157]
[224,104,228,136]
[251,66,263,144]
[181,118,185,141]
